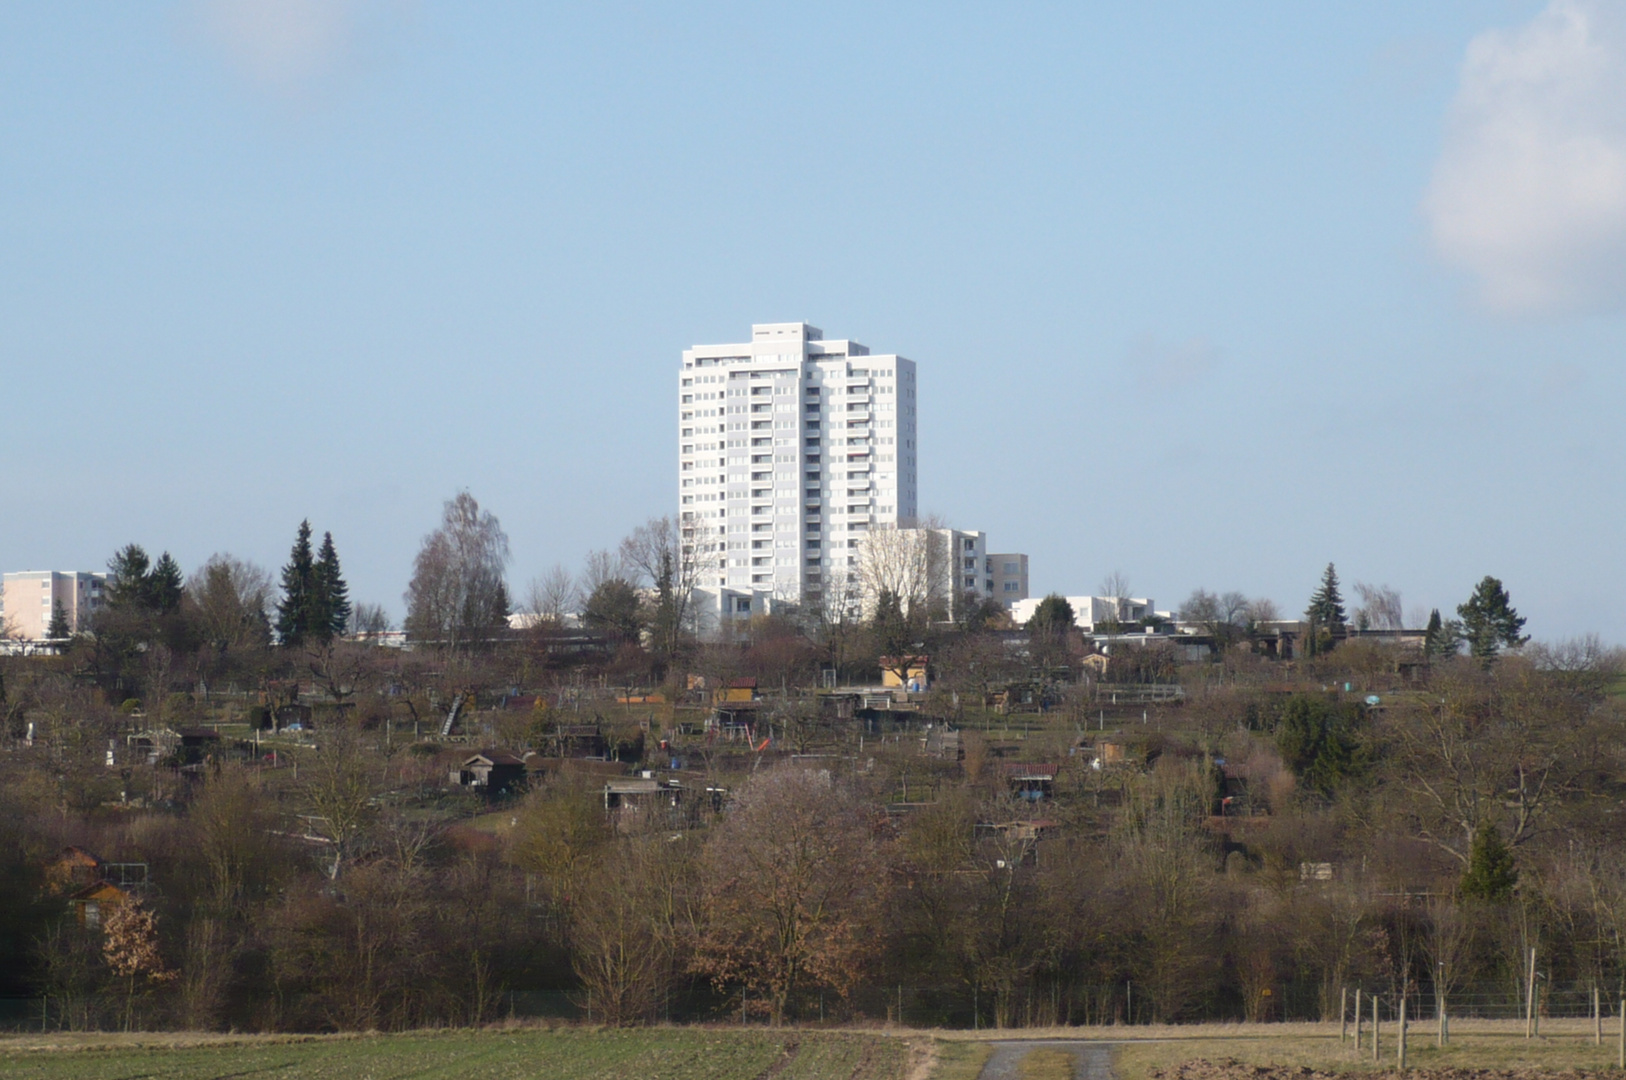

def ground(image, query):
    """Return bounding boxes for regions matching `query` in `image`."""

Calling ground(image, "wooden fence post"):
[1617,996,1624,1071]
[1597,984,1603,1047]
[1399,994,1408,1070]
[1526,948,1537,1040]
[1354,989,1363,1053]
[1341,987,1348,1044]
[1373,994,1381,1064]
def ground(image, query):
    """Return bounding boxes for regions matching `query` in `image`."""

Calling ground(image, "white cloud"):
[190,0,406,97]
[1427,0,1626,313]
[1127,334,1218,391]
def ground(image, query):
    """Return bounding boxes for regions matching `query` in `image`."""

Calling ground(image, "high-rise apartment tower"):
[680,322,917,628]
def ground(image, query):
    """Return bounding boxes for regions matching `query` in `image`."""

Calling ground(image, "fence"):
[9,979,1626,1034]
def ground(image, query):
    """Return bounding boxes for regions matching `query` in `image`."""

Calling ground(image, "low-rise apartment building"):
[1,571,108,640]
[1009,594,1157,632]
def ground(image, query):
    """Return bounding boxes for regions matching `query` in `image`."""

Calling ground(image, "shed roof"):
[465,751,527,767]
[67,880,132,903]
[1003,763,1060,780]
[605,778,679,794]
[51,846,103,868]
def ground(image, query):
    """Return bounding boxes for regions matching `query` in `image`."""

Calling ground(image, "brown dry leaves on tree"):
[691,766,888,1024]
[102,901,176,984]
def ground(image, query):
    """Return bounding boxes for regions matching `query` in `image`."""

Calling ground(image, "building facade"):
[0,571,107,640]
[681,322,917,628]
[1008,594,1156,632]
[988,553,1030,604]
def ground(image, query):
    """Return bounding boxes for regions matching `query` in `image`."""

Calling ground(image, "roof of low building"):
[67,880,132,903]
[465,751,527,767]
[1002,763,1061,780]
[605,777,680,794]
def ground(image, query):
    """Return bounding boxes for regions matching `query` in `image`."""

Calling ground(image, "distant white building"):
[1009,594,1156,632]
[682,321,918,629]
[0,571,107,641]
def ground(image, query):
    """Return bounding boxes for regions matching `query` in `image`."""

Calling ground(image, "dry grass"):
[1102,1020,1626,1080]
[926,1039,994,1080]
[1019,1047,1079,1079]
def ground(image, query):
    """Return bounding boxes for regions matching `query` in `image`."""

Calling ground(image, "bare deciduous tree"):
[1245,597,1282,625]
[403,491,511,652]
[187,554,274,655]
[300,729,379,880]
[856,524,933,618]
[525,564,579,628]
[1177,589,1251,645]
[349,602,391,638]
[1098,570,1133,631]
[569,834,695,1025]
[691,767,887,1023]
[619,516,719,656]
[1353,582,1405,631]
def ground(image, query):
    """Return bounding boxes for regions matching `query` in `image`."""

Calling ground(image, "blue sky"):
[4,1,1624,640]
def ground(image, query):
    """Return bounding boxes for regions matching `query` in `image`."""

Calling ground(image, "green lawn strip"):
[0,1029,796,1080]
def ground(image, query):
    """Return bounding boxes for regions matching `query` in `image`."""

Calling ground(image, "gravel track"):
[976,1040,1116,1080]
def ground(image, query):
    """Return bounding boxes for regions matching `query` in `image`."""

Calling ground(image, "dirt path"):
[977,1040,1115,1080]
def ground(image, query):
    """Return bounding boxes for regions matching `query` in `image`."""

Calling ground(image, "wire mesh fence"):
[7,979,1626,1033]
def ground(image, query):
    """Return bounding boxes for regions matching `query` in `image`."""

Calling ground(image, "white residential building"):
[0,571,108,640]
[681,322,918,628]
[837,526,1030,622]
[1009,595,1156,632]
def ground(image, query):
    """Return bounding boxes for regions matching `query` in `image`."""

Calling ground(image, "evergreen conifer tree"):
[1460,820,1517,902]
[1424,608,1462,660]
[312,532,351,641]
[649,549,678,658]
[1458,575,1528,664]
[47,601,71,640]
[106,545,152,609]
[148,553,184,614]
[1305,563,1346,627]
[276,521,316,646]
[1302,562,1347,658]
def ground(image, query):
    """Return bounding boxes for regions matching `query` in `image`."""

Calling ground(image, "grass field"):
[1105,1019,1626,1080]
[7,1020,1623,1080]
[0,1027,909,1080]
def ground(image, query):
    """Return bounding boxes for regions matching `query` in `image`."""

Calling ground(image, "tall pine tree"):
[276,521,316,646]
[148,553,184,614]
[47,601,71,640]
[1305,562,1346,627]
[1424,608,1461,661]
[312,532,351,641]
[1303,562,1346,658]
[106,545,152,610]
[1458,575,1528,664]
[1460,820,1517,902]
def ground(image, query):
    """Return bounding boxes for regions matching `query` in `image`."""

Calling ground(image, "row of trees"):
[1298,562,1527,663]
[6,643,1624,1031]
